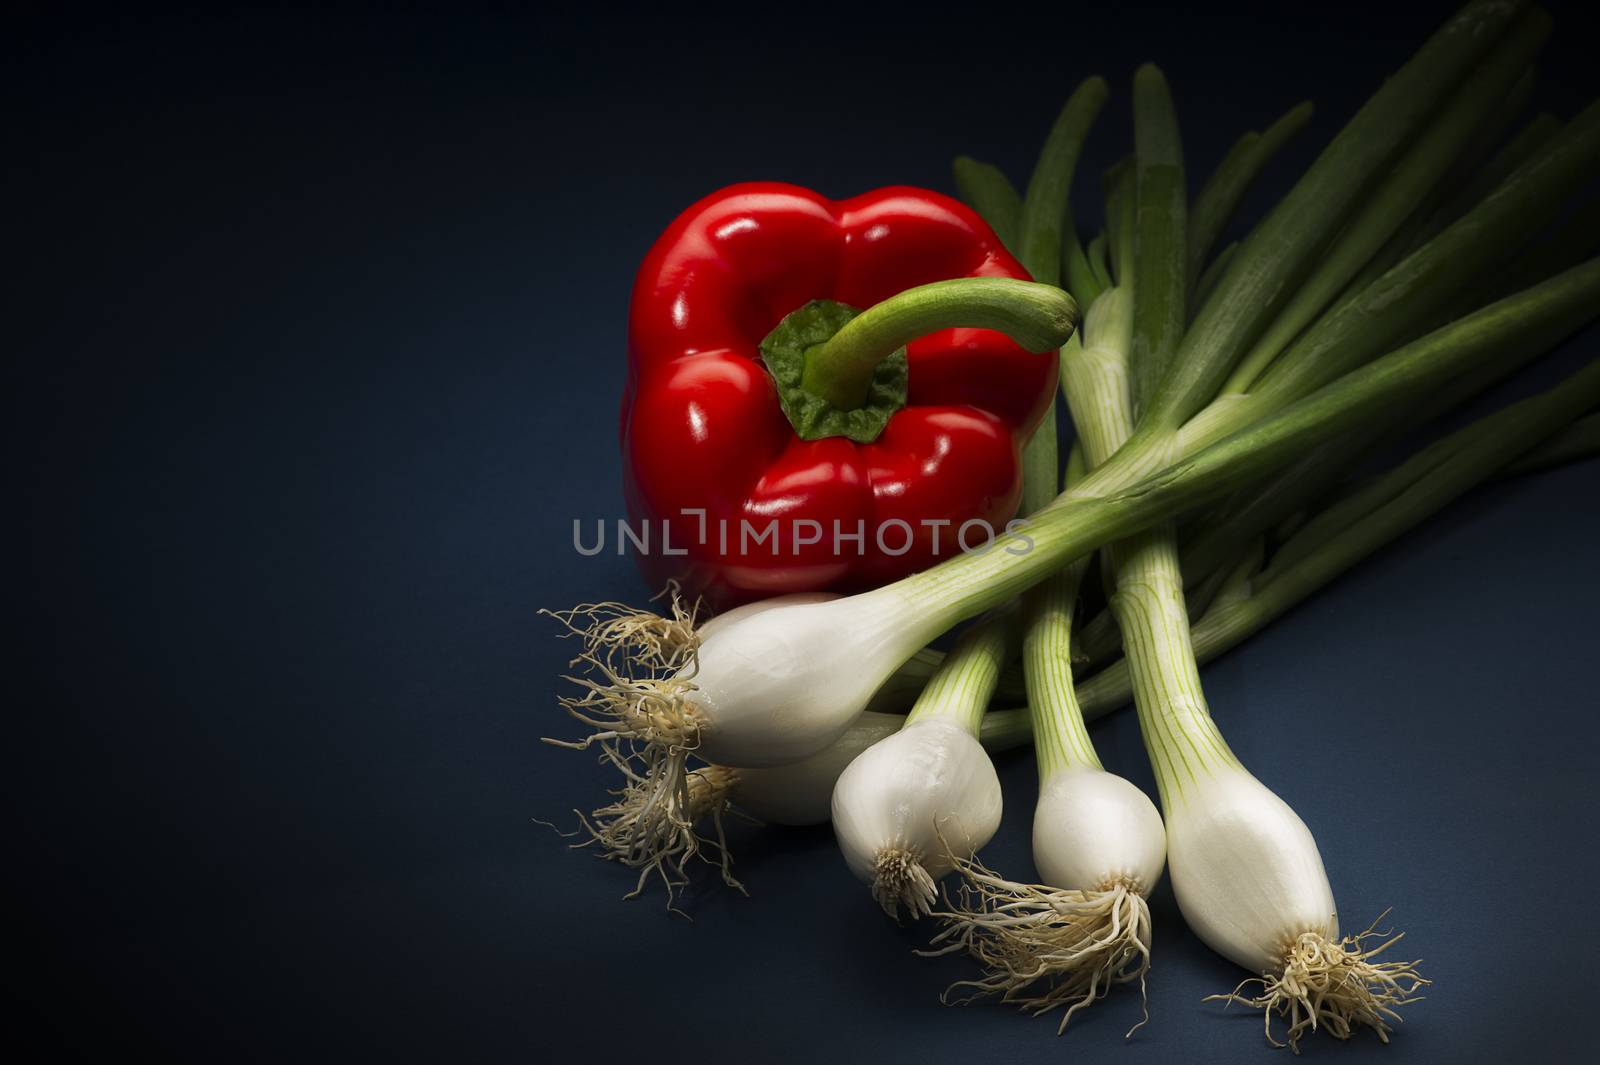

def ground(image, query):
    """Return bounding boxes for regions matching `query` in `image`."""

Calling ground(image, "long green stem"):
[906,2,1586,720]
[1271,366,1600,577]
[1129,65,1187,415]
[1053,291,1137,674]
[1109,534,1241,806]
[1092,65,1234,807]
[1077,481,1269,668]
[1186,101,1313,294]
[1441,65,1538,193]
[904,611,1012,735]
[799,278,1079,409]
[1104,159,1136,287]
[1018,78,1112,289]
[1138,0,1523,436]
[866,646,1027,715]
[1062,211,1102,307]
[1500,411,1600,477]
[1190,241,1236,317]
[1175,100,1600,457]
[1062,291,1137,475]
[1249,357,1600,604]
[1085,232,1113,293]
[1015,78,1109,517]
[1412,112,1563,252]
[1074,493,1267,669]
[978,706,1033,752]
[1024,450,1102,777]
[1220,11,1551,395]
[1007,81,1114,778]
[996,2,1544,531]
[1341,75,1542,300]
[1485,194,1600,300]
[953,156,1023,253]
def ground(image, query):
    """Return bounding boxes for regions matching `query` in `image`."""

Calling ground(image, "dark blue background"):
[13,2,1600,1061]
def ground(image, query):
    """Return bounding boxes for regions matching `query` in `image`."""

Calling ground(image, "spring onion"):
[930,288,1166,1030]
[922,71,1177,1016]
[1095,66,1427,1049]
[832,614,1012,917]
[540,25,1600,1035]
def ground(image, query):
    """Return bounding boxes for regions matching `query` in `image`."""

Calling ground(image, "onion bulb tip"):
[870,847,939,921]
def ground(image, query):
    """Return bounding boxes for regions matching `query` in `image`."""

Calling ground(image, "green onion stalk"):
[926,69,1174,1034]
[1075,66,1421,1051]
[1185,101,1314,298]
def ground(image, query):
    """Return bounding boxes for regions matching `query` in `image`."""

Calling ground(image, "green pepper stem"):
[798,278,1078,410]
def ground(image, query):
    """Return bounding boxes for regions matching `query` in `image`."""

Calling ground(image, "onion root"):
[543,588,722,909]
[1206,912,1427,1051]
[926,855,1152,1035]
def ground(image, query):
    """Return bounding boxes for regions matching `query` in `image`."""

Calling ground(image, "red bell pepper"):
[621,182,1073,607]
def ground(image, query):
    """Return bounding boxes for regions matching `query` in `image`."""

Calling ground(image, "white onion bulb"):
[1032,767,1166,894]
[731,711,903,825]
[1164,769,1336,973]
[684,588,923,767]
[831,718,1003,918]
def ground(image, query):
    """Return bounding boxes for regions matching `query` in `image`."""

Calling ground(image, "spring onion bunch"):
[544,0,1600,1045]
[559,0,1580,848]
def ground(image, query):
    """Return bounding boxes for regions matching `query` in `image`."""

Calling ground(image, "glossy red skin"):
[622,182,1058,607]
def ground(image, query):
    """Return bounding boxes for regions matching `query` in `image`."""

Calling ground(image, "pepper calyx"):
[759,300,908,444]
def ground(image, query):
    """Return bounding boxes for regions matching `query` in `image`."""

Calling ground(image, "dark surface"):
[12,2,1600,1062]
